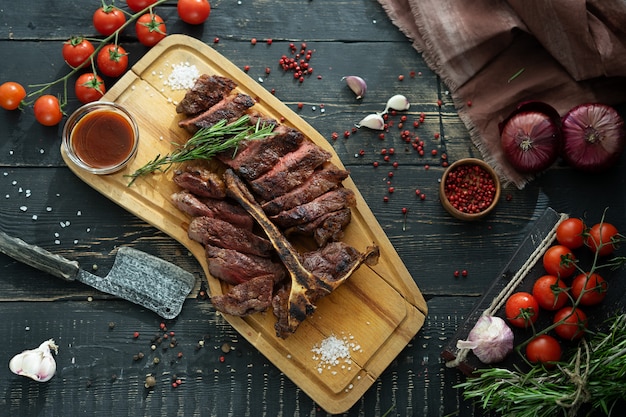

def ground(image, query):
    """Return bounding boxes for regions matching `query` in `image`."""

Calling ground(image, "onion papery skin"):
[562,103,626,172]
[501,111,561,174]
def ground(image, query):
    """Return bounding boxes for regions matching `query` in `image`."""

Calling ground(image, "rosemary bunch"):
[127,115,275,185]
[456,313,626,417]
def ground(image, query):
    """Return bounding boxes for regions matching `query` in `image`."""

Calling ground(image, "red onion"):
[561,103,626,172]
[500,102,562,174]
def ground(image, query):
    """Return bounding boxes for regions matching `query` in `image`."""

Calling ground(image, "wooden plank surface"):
[0,1,625,416]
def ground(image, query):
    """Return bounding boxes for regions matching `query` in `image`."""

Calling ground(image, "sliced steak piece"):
[173,165,226,199]
[262,163,349,215]
[206,244,285,286]
[211,275,274,316]
[171,191,254,230]
[217,124,305,181]
[270,187,356,228]
[178,93,255,132]
[285,207,352,247]
[175,74,237,115]
[249,141,332,201]
[188,216,273,257]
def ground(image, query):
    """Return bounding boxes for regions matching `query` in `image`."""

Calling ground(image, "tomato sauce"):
[71,110,135,169]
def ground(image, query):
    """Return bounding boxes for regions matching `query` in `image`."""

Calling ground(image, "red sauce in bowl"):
[71,110,136,169]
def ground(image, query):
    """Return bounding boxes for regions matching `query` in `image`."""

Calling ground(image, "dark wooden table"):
[1,1,624,416]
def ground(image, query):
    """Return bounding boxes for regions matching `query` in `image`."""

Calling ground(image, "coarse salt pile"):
[311,334,361,375]
[164,62,200,91]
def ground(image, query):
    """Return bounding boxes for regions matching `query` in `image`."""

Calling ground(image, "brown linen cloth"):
[378,0,626,188]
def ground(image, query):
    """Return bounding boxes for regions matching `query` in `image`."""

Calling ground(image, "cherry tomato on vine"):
[93,5,126,36]
[33,95,63,126]
[97,44,129,78]
[542,245,576,278]
[556,217,585,249]
[177,0,211,25]
[525,335,562,367]
[62,37,95,69]
[505,292,539,328]
[586,222,619,257]
[135,13,167,47]
[75,73,106,104]
[571,272,607,306]
[553,306,588,341]
[126,0,158,13]
[0,81,27,111]
[532,275,568,311]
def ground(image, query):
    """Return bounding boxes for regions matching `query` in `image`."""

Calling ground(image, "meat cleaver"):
[0,231,195,319]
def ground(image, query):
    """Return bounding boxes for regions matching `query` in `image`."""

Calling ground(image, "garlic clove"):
[456,316,513,364]
[383,94,411,113]
[9,339,58,382]
[342,76,367,99]
[355,113,385,130]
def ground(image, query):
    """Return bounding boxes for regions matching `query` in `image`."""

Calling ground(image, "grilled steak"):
[171,190,254,230]
[179,93,255,132]
[249,141,332,201]
[175,74,237,115]
[206,244,286,286]
[270,187,356,228]
[188,216,274,257]
[211,274,274,316]
[262,163,349,215]
[285,207,352,246]
[173,165,226,199]
[218,125,305,181]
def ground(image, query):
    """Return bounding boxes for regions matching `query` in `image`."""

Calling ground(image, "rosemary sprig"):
[126,115,275,185]
[456,313,626,417]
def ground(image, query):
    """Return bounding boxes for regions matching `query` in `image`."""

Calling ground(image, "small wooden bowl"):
[439,158,501,221]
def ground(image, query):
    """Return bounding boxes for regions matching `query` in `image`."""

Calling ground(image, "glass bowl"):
[62,101,139,175]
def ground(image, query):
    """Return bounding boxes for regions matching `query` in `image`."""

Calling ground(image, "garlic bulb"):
[383,94,411,113]
[456,316,513,364]
[9,339,58,382]
[342,76,367,99]
[355,113,385,130]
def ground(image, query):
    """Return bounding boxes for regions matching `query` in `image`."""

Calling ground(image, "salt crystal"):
[76,211,82,216]
[46,207,52,212]
[32,215,38,220]
[19,206,27,212]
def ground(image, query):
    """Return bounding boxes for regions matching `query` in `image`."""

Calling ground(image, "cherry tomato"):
[553,306,588,341]
[532,275,568,311]
[525,335,562,367]
[586,222,619,257]
[126,0,158,12]
[33,95,63,126]
[135,13,166,47]
[93,6,126,36]
[542,245,576,278]
[556,217,585,249]
[97,44,129,78]
[0,81,27,111]
[75,73,106,104]
[62,37,95,69]
[505,292,539,328]
[177,0,211,25]
[571,272,607,306]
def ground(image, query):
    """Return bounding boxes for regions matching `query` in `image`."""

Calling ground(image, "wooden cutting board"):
[60,34,427,414]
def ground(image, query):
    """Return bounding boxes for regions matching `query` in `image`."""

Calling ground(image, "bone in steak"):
[175,74,237,115]
[211,275,274,316]
[188,216,274,258]
[171,190,254,230]
[261,163,349,216]
[270,187,356,228]
[173,165,226,199]
[224,169,379,338]
[206,244,285,286]
[285,207,352,247]
[218,124,305,181]
[249,141,332,201]
[178,93,255,132]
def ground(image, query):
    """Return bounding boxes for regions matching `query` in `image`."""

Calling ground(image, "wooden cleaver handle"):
[0,231,80,281]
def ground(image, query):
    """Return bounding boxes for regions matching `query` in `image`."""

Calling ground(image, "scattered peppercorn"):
[145,375,157,389]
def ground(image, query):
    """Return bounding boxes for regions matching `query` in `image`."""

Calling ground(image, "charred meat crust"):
[176,74,238,115]
[171,190,254,230]
[206,244,286,286]
[270,187,356,228]
[211,275,274,316]
[173,165,226,199]
[179,93,255,132]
